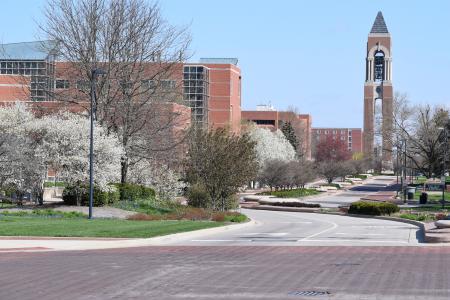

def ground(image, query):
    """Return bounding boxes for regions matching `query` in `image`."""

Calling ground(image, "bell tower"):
[363,11,393,168]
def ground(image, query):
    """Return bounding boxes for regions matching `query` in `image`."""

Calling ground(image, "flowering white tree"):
[247,126,296,169]
[128,159,185,201]
[36,112,123,191]
[0,103,124,204]
[0,103,47,200]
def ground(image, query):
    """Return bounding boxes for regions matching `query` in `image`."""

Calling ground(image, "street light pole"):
[441,127,448,209]
[89,69,106,220]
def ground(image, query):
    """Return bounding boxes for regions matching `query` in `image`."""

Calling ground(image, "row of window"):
[315,135,354,142]
[54,79,177,90]
[183,66,205,73]
[316,129,350,135]
[0,60,51,76]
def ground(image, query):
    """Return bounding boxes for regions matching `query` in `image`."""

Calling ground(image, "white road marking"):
[240,233,288,236]
[191,239,252,242]
[335,233,386,236]
[301,219,338,241]
[267,210,340,241]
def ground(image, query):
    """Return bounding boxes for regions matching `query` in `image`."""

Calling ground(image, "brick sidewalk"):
[1,246,450,299]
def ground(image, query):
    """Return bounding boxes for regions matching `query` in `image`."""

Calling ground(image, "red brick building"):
[184,58,241,133]
[0,42,241,133]
[242,106,312,160]
[311,128,363,158]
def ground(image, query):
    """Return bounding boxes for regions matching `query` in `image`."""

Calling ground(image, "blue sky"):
[1,0,449,127]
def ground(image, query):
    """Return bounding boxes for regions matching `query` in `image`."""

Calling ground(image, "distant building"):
[0,41,241,132]
[312,128,363,157]
[242,108,312,160]
[186,58,241,133]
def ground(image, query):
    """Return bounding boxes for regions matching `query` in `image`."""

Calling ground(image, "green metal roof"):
[199,58,238,65]
[0,40,57,60]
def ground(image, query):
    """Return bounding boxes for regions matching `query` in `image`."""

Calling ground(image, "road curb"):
[0,219,259,251]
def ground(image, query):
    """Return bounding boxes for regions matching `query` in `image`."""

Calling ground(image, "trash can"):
[419,192,428,204]
[407,186,416,200]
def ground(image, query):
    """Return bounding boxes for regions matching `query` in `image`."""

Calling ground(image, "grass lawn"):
[257,188,319,198]
[0,217,223,238]
[0,203,16,209]
[414,191,450,201]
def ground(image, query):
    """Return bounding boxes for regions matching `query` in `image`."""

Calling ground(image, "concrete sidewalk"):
[0,220,257,252]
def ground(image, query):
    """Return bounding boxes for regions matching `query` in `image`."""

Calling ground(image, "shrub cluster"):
[126,208,247,223]
[348,201,399,216]
[62,185,120,206]
[62,183,156,206]
[186,184,238,210]
[113,183,156,201]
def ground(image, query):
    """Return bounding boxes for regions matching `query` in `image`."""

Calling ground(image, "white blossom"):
[0,103,124,195]
[247,126,296,169]
[128,159,186,201]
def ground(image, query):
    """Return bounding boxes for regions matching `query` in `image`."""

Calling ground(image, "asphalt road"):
[2,246,450,300]
[166,208,422,246]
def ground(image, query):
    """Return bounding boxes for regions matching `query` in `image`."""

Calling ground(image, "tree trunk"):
[121,157,128,185]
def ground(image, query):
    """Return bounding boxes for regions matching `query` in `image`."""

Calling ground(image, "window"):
[324,130,329,134]
[142,80,156,90]
[333,130,337,134]
[161,80,176,89]
[55,79,69,89]
[340,136,346,140]
[374,51,385,82]
[255,120,275,126]
[317,130,321,134]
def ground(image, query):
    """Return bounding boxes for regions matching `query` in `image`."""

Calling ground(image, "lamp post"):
[438,126,448,209]
[89,68,106,219]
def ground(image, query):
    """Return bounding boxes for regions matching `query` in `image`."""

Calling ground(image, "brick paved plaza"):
[1,246,450,299]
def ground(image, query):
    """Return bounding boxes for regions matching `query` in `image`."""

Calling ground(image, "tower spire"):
[370,11,389,34]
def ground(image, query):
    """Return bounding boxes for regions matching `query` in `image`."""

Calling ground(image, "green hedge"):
[62,185,120,206]
[113,183,156,201]
[258,188,319,198]
[43,181,66,188]
[348,201,399,216]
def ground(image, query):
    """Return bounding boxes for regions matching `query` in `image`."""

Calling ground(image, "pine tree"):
[281,121,299,152]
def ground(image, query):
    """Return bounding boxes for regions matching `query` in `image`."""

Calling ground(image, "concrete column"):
[385,59,388,81]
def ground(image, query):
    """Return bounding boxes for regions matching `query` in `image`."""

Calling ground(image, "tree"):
[37,112,124,205]
[316,160,352,184]
[391,97,450,177]
[0,103,124,205]
[246,126,296,169]
[290,160,316,188]
[281,121,299,152]
[128,159,186,201]
[41,0,191,184]
[315,136,351,162]
[258,160,289,191]
[185,128,258,211]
